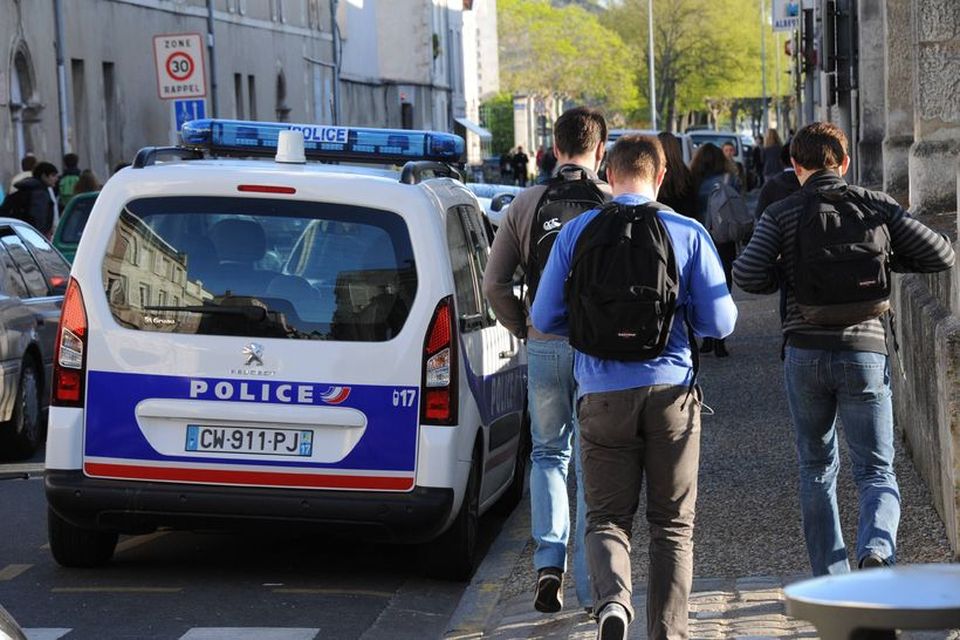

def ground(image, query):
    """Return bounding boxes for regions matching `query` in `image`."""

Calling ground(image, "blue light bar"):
[180,119,465,164]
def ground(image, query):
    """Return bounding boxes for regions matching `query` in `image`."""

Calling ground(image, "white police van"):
[44,120,528,580]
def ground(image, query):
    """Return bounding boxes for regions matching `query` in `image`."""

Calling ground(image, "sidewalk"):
[446,292,958,639]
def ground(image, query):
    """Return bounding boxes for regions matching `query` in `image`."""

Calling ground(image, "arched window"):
[275,71,290,122]
[10,44,38,160]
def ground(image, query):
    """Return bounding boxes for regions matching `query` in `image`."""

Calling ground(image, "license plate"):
[185,425,314,457]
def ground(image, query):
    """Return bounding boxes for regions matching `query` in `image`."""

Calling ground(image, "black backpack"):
[794,186,892,326]
[525,168,608,303]
[0,189,31,224]
[564,202,684,361]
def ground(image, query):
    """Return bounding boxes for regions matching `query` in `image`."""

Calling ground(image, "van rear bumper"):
[45,470,454,544]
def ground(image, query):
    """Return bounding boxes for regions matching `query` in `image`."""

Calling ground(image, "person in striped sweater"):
[733,122,955,577]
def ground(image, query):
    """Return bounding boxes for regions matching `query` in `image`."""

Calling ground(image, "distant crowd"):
[0,153,123,239]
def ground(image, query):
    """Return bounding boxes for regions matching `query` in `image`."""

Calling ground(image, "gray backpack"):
[706,176,753,244]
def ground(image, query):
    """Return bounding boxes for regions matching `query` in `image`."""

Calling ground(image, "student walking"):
[483,107,611,616]
[733,122,955,577]
[656,132,699,220]
[532,134,736,640]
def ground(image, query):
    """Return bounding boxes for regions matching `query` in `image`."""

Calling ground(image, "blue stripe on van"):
[84,371,419,472]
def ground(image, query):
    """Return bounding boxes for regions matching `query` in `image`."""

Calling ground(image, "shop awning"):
[455,117,493,141]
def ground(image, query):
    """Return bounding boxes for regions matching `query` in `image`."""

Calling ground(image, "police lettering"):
[287,125,348,144]
[189,379,318,404]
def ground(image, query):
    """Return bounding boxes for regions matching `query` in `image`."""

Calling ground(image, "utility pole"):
[760,0,768,132]
[53,0,70,155]
[206,0,219,117]
[331,0,342,125]
[774,31,782,129]
[647,0,657,130]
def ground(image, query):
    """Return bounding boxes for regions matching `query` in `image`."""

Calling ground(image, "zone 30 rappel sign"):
[153,33,207,100]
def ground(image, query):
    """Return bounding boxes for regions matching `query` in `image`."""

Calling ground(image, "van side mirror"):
[491,193,515,212]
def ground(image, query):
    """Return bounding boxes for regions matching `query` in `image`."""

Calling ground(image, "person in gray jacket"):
[482,107,609,616]
[734,122,955,579]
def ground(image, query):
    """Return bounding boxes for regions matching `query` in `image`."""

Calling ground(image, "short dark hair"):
[605,134,665,184]
[20,154,37,172]
[553,107,607,158]
[779,143,791,166]
[33,162,58,179]
[63,153,79,169]
[790,122,848,171]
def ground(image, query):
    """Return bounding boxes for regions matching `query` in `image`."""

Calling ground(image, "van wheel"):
[48,507,118,568]
[421,451,480,581]
[0,359,42,460]
[491,414,531,516]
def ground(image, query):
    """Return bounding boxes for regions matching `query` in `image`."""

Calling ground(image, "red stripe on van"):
[84,462,414,491]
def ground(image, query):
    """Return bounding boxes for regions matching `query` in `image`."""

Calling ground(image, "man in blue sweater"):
[532,135,737,640]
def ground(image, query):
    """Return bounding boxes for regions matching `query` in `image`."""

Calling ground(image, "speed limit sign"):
[153,33,207,100]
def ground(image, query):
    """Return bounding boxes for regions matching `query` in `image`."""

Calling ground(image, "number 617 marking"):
[392,389,417,408]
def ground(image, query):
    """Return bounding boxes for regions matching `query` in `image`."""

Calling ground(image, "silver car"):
[0,219,70,459]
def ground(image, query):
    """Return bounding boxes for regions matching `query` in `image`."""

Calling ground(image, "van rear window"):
[101,197,417,341]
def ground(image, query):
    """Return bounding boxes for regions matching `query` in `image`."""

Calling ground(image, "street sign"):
[174,99,206,131]
[772,0,801,32]
[153,33,207,100]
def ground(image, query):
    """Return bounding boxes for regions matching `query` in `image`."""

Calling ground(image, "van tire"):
[0,359,42,460]
[48,507,118,568]
[490,413,530,516]
[421,450,480,581]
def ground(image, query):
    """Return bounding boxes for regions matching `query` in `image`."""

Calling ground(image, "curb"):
[443,492,531,639]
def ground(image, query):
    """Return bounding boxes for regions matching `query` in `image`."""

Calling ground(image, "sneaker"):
[596,603,629,640]
[714,339,729,358]
[534,567,563,613]
[859,553,887,569]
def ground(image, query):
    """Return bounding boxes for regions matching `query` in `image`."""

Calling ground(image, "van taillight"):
[421,296,458,425]
[52,278,87,407]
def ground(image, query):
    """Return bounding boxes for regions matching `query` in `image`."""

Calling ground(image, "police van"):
[44,120,528,580]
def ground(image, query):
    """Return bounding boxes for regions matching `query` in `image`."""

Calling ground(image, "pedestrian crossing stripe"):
[24,630,323,640]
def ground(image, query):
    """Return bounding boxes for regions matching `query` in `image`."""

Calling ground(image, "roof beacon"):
[180,119,465,165]
[275,130,306,164]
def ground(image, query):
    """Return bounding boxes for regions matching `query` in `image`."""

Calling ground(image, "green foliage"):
[481,93,516,155]
[499,0,639,114]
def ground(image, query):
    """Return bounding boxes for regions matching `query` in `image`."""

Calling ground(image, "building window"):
[71,59,86,161]
[158,290,167,306]
[11,46,38,160]
[103,62,121,172]
[276,72,290,122]
[234,73,244,119]
[248,75,257,120]
[139,284,151,309]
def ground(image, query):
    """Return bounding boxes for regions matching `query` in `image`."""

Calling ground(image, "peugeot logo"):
[242,343,264,367]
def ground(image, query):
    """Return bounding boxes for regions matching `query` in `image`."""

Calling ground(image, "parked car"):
[607,129,695,165]
[465,183,523,238]
[0,219,71,459]
[43,120,528,580]
[687,130,746,166]
[52,191,99,264]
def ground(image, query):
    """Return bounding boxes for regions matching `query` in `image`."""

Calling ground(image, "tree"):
[602,0,789,131]
[499,0,639,115]
[480,93,516,155]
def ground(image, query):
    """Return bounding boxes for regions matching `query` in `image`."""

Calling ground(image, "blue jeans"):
[527,338,591,607]
[783,347,900,576]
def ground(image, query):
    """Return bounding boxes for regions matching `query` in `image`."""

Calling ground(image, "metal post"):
[774,31,782,128]
[802,7,816,124]
[206,0,219,117]
[53,0,70,155]
[647,0,657,130]
[331,0,342,125]
[760,0,768,131]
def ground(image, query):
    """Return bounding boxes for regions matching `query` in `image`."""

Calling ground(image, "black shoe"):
[596,603,629,640]
[700,338,715,354]
[714,340,729,358]
[859,553,887,569]
[534,567,563,613]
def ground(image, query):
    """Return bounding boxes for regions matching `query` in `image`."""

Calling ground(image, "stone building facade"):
[1,0,487,189]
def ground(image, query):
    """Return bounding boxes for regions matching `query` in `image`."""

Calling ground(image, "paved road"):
[0,450,508,640]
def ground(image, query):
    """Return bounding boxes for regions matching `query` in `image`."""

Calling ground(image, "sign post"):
[772,0,801,32]
[154,33,208,143]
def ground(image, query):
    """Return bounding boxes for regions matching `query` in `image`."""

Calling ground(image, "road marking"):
[272,588,393,598]
[51,586,182,593]
[0,462,44,477]
[0,564,31,580]
[115,531,169,554]
[179,629,320,640]
[23,630,72,640]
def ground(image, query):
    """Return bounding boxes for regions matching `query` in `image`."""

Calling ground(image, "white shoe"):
[596,602,629,640]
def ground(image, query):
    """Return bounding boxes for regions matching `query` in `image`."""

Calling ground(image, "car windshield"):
[59,194,97,243]
[690,134,740,152]
[466,184,523,199]
[101,196,417,341]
